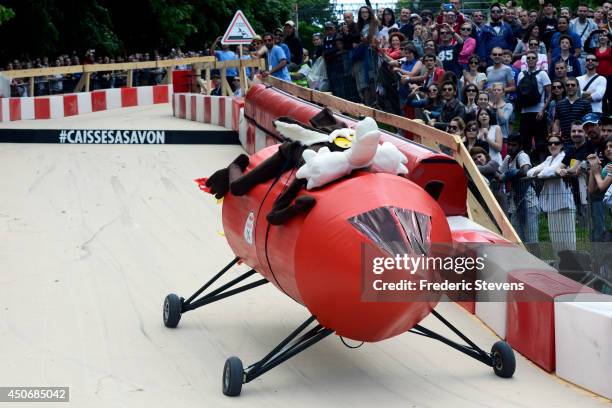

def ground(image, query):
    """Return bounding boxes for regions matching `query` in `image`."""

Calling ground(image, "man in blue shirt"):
[549,16,581,62]
[261,33,291,81]
[273,28,291,62]
[210,36,239,90]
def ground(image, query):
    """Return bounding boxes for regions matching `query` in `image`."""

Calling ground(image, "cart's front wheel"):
[222,356,244,396]
[491,341,516,378]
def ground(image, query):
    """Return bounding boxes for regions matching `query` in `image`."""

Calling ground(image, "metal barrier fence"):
[502,173,612,293]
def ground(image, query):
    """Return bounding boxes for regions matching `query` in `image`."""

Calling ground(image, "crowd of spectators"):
[2,3,612,263]
[2,48,204,96]
[238,1,612,263]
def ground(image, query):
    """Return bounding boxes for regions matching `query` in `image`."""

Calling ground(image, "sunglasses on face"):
[586,58,597,62]
[461,27,472,31]
[552,85,563,89]
[469,61,479,65]
[442,88,454,92]
[492,53,502,56]
[548,141,562,146]
[566,83,578,88]
[526,56,537,60]
[440,31,451,35]
[447,126,458,131]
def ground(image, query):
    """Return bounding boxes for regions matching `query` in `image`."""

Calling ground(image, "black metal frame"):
[243,315,334,383]
[180,257,269,313]
[409,310,494,367]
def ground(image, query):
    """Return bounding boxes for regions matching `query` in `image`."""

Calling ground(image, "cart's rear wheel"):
[163,293,182,328]
[491,341,516,378]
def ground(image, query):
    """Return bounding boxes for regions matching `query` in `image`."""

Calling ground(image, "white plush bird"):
[295,117,409,190]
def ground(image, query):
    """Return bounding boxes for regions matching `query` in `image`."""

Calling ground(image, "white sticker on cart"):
[244,211,255,245]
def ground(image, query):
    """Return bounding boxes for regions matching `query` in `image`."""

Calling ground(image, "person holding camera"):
[436,0,465,32]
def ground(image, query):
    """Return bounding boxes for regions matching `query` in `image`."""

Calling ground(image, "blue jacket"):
[549,30,582,61]
[477,22,516,65]
[549,55,582,78]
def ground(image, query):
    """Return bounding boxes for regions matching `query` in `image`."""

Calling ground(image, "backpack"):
[516,70,541,108]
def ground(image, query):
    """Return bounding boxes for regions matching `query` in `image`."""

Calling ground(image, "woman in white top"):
[377,8,398,48]
[527,135,576,256]
[477,108,503,165]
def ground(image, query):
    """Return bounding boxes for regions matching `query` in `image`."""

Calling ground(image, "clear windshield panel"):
[348,207,431,257]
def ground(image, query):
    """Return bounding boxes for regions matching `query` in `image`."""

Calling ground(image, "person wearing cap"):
[283,20,303,69]
[581,113,608,241]
[500,133,540,249]
[273,28,291,62]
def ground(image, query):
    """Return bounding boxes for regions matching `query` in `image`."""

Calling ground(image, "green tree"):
[0,4,15,25]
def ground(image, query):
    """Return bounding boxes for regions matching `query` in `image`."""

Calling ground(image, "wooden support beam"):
[127,69,133,88]
[29,77,35,97]
[73,72,90,92]
[205,66,211,95]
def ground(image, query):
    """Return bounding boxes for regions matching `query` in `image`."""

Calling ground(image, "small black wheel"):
[491,341,516,378]
[222,356,244,397]
[163,294,182,328]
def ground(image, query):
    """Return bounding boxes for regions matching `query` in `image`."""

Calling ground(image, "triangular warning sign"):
[221,10,256,45]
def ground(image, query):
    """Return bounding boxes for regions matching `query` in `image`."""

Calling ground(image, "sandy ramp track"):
[0,143,607,408]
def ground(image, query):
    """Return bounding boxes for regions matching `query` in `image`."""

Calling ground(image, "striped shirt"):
[554,97,592,144]
[527,152,576,213]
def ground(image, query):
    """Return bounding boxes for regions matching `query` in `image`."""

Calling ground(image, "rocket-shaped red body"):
[222,145,453,342]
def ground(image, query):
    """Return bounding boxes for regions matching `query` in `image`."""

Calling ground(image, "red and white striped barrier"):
[0,85,171,122]
[554,293,612,399]
[172,93,246,140]
[505,270,595,372]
